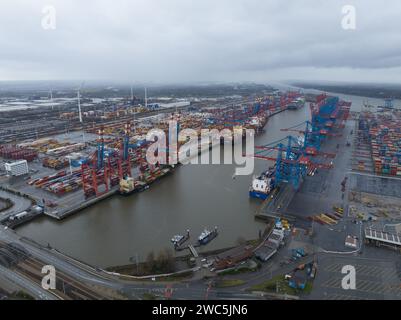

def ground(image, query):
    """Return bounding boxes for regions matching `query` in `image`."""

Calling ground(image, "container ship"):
[287,97,305,110]
[198,227,218,245]
[118,176,149,196]
[248,113,269,133]
[139,165,174,185]
[249,167,275,200]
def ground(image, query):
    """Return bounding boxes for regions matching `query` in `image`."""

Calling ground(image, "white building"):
[5,160,29,176]
[159,101,191,109]
[345,235,358,249]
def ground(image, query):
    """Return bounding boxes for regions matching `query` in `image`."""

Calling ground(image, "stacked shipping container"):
[358,111,401,176]
[0,145,38,161]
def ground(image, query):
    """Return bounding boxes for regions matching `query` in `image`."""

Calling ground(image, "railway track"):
[0,241,107,300]
[15,257,105,300]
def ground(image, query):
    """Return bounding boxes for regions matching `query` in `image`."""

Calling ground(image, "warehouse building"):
[5,160,29,176]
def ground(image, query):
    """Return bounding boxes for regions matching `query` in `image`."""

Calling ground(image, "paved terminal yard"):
[253,116,401,299]
[309,251,401,300]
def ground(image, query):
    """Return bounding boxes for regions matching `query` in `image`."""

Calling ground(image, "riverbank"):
[106,219,274,278]
[293,82,401,103]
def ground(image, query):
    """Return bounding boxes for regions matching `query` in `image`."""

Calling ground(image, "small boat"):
[198,227,218,245]
[171,235,184,244]
[171,230,190,248]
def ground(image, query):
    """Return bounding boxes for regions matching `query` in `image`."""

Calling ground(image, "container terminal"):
[0,89,301,225]
[1,85,401,300]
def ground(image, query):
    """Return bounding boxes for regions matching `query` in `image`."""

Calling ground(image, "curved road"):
[0,189,31,219]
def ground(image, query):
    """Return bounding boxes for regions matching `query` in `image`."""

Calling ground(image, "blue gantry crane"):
[253,135,334,190]
[254,136,307,189]
[280,121,338,157]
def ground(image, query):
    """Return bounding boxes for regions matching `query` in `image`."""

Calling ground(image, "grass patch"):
[157,271,193,282]
[12,291,35,300]
[219,267,253,276]
[249,275,282,292]
[249,275,314,296]
[142,293,157,300]
[215,279,246,288]
[218,260,260,276]
[0,197,13,213]
[303,281,314,294]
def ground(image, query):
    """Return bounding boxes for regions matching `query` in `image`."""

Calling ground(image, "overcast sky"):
[1,0,401,83]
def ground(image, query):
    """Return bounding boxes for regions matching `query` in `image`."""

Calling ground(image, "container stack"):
[28,170,83,196]
[0,145,38,162]
[42,157,70,170]
[363,112,401,176]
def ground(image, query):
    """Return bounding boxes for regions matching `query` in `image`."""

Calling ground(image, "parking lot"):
[310,254,401,300]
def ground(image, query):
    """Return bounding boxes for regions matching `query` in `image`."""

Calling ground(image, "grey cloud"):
[1,0,401,83]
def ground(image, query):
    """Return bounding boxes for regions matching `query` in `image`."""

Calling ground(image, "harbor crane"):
[252,135,334,190]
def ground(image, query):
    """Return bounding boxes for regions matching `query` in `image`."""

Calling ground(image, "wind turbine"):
[76,81,86,143]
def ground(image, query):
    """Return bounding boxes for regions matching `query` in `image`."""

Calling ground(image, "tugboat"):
[171,229,190,249]
[198,227,218,245]
[249,167,275,200]
[118,176,149,196]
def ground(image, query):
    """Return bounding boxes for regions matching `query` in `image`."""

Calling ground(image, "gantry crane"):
[253,135,333,190]
[280,121,338,157]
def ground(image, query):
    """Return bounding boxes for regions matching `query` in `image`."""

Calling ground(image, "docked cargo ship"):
[248,113,269,133]
[249,167,275,200]
[118,176,149,196]
[198,227,218,245]
[140,165,174,185]
[287,97,305,110]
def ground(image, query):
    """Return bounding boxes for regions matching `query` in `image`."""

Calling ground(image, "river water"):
[16,88,399,267]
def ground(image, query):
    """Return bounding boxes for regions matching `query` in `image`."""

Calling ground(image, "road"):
[0,189,32,220]
[0,226,224,300]
[0,264,57,300]
[0,224,289,300]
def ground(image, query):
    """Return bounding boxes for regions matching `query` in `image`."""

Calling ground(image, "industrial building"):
[4,160,29,176]
[365,228,401,251]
